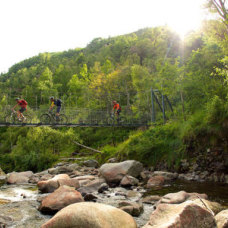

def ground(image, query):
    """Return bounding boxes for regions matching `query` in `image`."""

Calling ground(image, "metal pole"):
[150,88,155,122]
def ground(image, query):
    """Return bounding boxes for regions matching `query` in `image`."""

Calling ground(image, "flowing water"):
[0,184,50,227]
[146,179,228,207]
[0,184,38,201]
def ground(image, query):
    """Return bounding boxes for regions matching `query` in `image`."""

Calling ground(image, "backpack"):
[20,99,28,106]
[56,99,62,106]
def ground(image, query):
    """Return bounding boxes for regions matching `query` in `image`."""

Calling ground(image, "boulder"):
[67,163,80,171]
[41,202,137,228]
[83,193,97,202]
[38,185,84,214]
[192,198,225,215]
[7,171,33,184]
[73,175,96,181]
[99,160,143,185]
[151,171,178,180]
[83,159,99,168]
[107,157,118,163]
[78,178,106,195]
[48,166,73,175]
[74,175,96,187]
[215,209,228,228]
[140,170,153,182]
[143,200,216,228]
[37,174,80,193]
[120,175,139,187]
[141,195,161,204]
[146,176,165,188]
[158,191,207,205]
[98,183,109,193]
[40,174,53,181]
[178,173,195,181]
[119,201,143,216]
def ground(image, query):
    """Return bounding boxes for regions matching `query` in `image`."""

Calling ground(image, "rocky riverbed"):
[0,160,227,228]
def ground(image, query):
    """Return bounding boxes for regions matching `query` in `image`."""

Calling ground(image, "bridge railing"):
[0,106,152,126]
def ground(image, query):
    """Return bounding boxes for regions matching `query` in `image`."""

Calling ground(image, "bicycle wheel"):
[40,114,51,124]
[23,114,32,124]
[58,114,68,124]
[118,116,127,125]
[5,114,16,123]
[107,117,115,125]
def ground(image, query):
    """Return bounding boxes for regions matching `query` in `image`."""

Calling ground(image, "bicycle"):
[40,110,68,124]
[5,110,31,124]
[107,112,126,125]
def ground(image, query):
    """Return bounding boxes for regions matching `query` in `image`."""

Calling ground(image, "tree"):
[205,0,228,30]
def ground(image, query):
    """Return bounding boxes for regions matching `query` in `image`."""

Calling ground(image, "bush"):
[206,95,227,124]
[100,122,185,168]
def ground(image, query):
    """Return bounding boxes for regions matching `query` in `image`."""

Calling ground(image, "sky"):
[0,0,208,74]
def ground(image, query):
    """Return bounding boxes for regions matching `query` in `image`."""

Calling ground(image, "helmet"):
[50,96,54,100]
[15,98,20,101]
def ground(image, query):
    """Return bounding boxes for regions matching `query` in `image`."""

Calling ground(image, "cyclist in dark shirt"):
[49,96,62,121]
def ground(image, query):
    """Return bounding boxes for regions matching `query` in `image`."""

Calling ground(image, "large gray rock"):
[120,175,139,187]
[83,159,99,168]
[78,178,106,195]
[143,200,216,228]
[37,174,80,193]
[41,202,137,228]
[48,166,73,175]
[99,160,143,185]
[38,185,84,214]
[7,171,33,184]
[119,201,143,217]
[215,209,228,228]
[192,198,225,215]
[146,176,165,188]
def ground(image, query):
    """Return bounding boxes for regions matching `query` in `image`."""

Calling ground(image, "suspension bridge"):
[0,89,174,127]
[1,107,151,127]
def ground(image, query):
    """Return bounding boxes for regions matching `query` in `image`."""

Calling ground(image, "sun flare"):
[164,0,204,39]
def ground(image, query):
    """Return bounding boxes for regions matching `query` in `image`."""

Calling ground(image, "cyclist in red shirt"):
[12,98,28,121]
[113,100,121,116]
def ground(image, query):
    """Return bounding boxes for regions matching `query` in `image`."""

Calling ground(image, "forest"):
[0,0,227,173]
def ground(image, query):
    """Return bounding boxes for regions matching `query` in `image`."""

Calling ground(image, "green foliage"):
[99,122,184,168]
[0,127,78,172]
[206,95,228,124]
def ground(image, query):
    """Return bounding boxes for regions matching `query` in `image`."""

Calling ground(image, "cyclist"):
[12,98,28,121]
[49,96,62,121]
[112,100,121,120]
